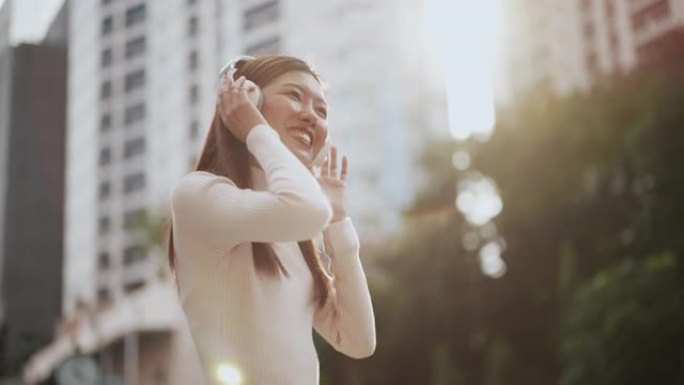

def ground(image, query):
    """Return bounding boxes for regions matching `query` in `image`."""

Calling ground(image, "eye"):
[286,90,301,101]
[316,107,328,119]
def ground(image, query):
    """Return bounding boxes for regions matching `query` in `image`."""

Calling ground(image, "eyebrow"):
[281,82,328,108]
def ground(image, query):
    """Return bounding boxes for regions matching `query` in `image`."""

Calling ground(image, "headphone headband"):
[219,55,255,77]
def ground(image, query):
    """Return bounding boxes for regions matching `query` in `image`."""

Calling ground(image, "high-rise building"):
[498,0,684,101]
[0,0,67,378]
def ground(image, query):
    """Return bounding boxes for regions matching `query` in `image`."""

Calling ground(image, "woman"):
[169,54,376,385]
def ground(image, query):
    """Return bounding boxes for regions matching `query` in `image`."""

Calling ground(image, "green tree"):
[562,254,684,385]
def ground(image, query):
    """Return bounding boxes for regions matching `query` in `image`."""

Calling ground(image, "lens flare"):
[216,363,243,385]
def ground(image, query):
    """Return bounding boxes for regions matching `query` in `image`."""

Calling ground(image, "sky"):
[2,0,65,44]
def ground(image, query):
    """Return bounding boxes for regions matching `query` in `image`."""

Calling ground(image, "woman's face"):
[259,71,329,168]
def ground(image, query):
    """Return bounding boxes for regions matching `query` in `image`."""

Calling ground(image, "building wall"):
[1,42,66,376]
[0,0,13,326]
[499,0,684,101]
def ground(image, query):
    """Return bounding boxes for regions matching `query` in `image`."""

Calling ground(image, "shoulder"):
[171,171,237,209]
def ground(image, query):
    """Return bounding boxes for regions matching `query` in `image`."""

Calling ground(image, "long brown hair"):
[167,55,333,309]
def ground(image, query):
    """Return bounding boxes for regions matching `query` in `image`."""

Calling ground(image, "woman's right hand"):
[217,69,267,142]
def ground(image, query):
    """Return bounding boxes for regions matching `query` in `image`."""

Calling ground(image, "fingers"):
[330,146,338,174]
[220,69,236,91]
[233,76,247,91]
[319,145,349,181]
[340,155,348,181]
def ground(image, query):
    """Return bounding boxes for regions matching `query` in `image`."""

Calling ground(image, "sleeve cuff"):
[323,217,360,255]
[245,123,280,149]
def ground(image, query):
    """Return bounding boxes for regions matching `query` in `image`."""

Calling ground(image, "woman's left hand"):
[316,145,348,223]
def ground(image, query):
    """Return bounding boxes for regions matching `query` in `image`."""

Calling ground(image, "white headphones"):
[219,56,331,169]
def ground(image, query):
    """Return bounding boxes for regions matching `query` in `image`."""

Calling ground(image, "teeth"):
[290,129,312,146]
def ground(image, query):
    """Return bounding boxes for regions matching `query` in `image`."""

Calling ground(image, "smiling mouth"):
[288,127,313,147]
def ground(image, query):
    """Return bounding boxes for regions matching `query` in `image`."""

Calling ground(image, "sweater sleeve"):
[171,123,332,249]
[313,217,376,359]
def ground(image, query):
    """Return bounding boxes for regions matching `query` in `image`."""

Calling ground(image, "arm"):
[313,217,376,359]
[172,124,332,248]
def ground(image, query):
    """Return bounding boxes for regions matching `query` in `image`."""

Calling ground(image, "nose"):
[297,103,319,127]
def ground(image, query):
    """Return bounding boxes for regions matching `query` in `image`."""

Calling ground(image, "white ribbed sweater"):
[170,124,376,385]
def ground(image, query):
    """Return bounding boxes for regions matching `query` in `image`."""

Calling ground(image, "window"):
[189,84,199,104]
[124,103,146,125]
[188,50,198,71]
[245,36,281,56]
[99,182,111,199]
[123,208,146,229]
[123,245,146,265]
[99,147,111,166]
[125,69,145,92]
[189,119,199,139]
[98,252,110,269]
[98,216,111,234]
[631,0,670,31]
[126,4,146,27]
[244,0,279,31]
[188,16,198,36]
[124,137,145,158]
[100,114,112,132]
[583,21,595,39]
[102,16,114,35]
[125,36,146,59]
[97,287,111,304]
[101,80,112,100]
[101,48,113,67]
[586,51,599,76]
[123,173,145,193]
[605,0,615,19]
[124,279,146,293]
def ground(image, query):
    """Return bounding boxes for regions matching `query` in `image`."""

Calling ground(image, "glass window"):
[124,279,146,293]
[99,147,111,166]
[244,0,279,31]
[99,181,111,199]
[124,103,146,125]
[98,252,110,269]
[101,48,113,67]
[97,287,111,304]
[245,36,281,56]
[124,69,145,92]
[102,16,114,35]
[189,84,199,105]
[123,208,146,229]
[98,216,111,234]
[189,50,198,70]
[189,119,199,139]
[188,16,198,36]
[100,114,112,132]
[126,4,146,27]
[123,245,146,265]
[125,36,146,59]
[101,80,112,100]
[123,173,145,193]
[124,137,145,158]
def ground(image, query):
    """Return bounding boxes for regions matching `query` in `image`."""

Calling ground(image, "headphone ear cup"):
[243,80,263,109]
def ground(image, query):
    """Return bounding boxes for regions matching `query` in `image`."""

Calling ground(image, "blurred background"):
[1,0,683,384]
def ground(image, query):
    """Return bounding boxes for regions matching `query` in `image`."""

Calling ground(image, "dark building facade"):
[0,1,68,377]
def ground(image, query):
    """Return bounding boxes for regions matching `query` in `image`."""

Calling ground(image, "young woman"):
[169,55,376,384]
